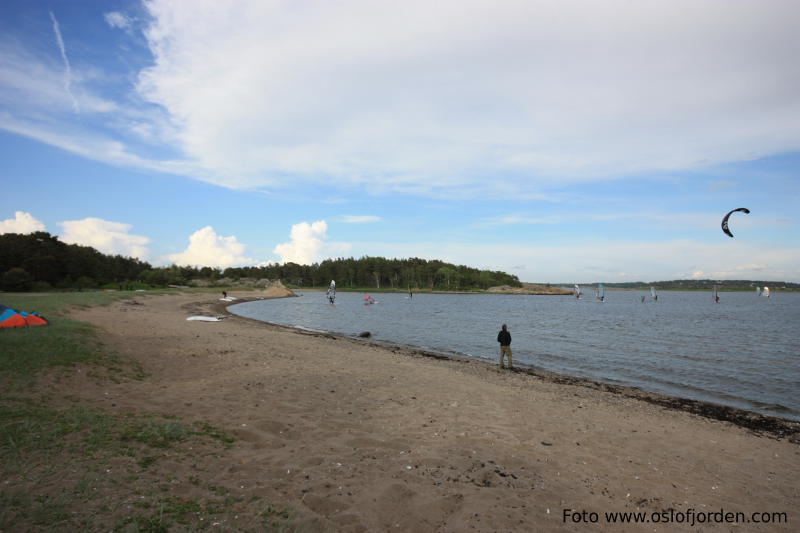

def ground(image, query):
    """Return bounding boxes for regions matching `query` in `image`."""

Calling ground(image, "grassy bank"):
[0,291,312,532]
[0,292,144,388]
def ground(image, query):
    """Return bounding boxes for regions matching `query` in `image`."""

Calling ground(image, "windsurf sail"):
[763,286,771,298]
[574,284,581,299]
[597,283,605,301]
[713,284,719,302]
[326,280,336,303]
[756,286,761,295]
[650,286,658,301]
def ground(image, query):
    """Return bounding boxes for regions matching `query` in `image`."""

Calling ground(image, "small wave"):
[293,325,328,334]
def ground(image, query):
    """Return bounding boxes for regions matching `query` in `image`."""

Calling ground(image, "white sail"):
[763,286,771,297]
[326,280,336,303]
[650,286,657,300]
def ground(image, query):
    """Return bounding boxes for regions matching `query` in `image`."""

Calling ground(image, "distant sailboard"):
[763,286,771,298]
[574,284,581,300]
[596,283,605,302]
[187,316,224,322]
[650,286,658,302]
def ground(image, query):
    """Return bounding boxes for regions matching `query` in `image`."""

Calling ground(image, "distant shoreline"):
[287,287,573,296]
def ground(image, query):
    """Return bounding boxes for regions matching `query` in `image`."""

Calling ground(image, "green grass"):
[113,497,310,532]
[0,290,316,532]
[0,291,150,386]
[0,399,235,472]
[0,397,245,531]
[1,290,138,315]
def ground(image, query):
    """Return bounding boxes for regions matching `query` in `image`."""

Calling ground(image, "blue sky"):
[1,0,799,283]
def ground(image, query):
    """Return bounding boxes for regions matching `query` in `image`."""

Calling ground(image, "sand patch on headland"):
[56,291,798,532]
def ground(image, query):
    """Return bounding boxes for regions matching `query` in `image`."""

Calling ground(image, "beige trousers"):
[499,345,512,368]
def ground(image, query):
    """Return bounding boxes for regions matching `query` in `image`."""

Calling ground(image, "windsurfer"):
[327,280,336,304]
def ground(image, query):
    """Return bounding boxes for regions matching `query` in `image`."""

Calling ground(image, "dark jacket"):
[497,330,511,346]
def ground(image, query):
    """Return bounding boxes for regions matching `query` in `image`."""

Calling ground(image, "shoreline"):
[219,296,800,441]
[59,291,798,531]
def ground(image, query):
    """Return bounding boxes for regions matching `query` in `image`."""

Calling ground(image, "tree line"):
[222,257,521,291]
[0,232,149,291]
[0,232,521,292]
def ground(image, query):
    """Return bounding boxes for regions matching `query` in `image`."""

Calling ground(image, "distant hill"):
[559,279,800,291]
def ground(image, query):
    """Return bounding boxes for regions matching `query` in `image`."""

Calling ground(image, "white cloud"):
[59,217,150,259]
[0,211,46,234]
[273,220,351,265]
[134,0,800,193]
[104,11,133,31]
[273,221,328,265]
[0,116,198,178]
[1,1,798,199]
[0,38,184,179]
[0,43,117,114]
[340,215,380,224]
[167,226,255,267]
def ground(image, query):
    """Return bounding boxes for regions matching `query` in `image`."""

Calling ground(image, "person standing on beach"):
[497,324,512,369]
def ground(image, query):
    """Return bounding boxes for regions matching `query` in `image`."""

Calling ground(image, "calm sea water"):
[230,290,800,420]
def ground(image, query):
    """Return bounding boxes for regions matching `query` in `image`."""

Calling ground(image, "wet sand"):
[67,291,798,532]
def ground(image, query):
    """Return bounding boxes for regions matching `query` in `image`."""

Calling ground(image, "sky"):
[1,0,799,283]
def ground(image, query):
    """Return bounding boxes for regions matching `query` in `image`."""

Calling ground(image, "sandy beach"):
[54,291,798,531]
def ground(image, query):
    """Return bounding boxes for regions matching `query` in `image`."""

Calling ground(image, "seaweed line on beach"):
[216,297,800,444]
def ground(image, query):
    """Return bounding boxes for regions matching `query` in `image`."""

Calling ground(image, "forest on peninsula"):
[0,232,522,292]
